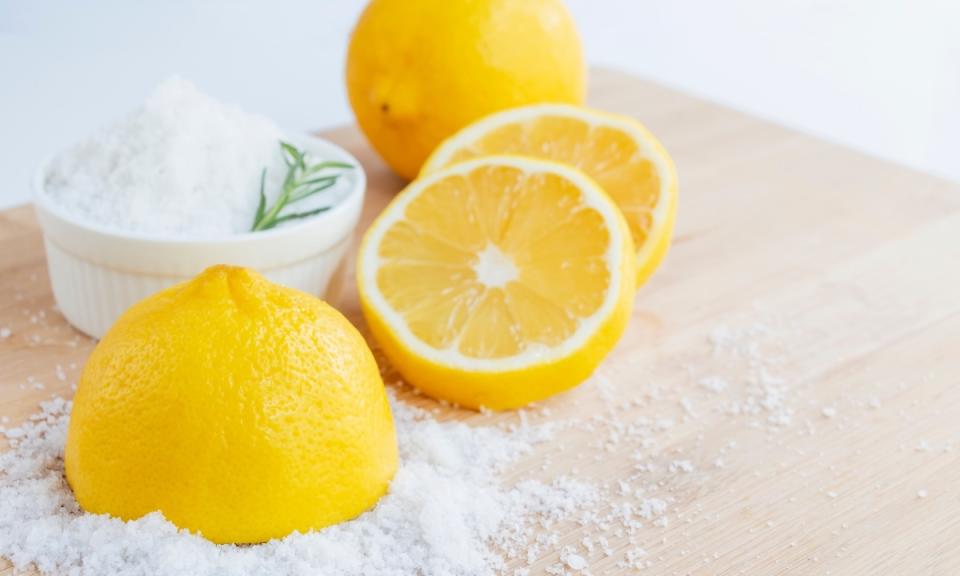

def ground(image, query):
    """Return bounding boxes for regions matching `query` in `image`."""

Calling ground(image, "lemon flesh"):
[359,156,636,410]
[423,104,678,288]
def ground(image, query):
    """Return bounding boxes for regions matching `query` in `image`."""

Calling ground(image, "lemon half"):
[65,266,398,544]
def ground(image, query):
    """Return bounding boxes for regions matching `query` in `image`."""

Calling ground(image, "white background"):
[1,0,958,209]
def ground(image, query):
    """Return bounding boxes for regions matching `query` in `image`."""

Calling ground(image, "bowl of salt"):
[33,78,366,339]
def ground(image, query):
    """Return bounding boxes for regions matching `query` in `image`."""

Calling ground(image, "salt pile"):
[0,319,807,574]
[42,77,339,238]
[0,394,595,576]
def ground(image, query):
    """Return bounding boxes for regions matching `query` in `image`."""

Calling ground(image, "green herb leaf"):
[271,206,332,225]
[305,160,354,174]
[289,177,338,202]
[253,168,267,225]
[279,141,301,167]
[251,141,353,232]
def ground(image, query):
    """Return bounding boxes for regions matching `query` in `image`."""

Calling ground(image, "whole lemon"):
[346,0,586,180]
[64,266,398,544]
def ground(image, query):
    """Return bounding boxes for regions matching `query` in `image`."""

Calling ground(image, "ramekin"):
[34,134,366,339]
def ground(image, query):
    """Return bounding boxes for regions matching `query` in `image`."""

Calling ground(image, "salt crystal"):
[638,498,668,520]
[708,325,734,354]
[680,397,698,418]
[699,375,729,393]
[917,489,928,499]
[821,406,837,419]
[564,553,588,571]
[0,327,11,339]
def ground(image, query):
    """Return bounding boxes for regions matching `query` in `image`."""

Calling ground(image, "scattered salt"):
[699,375,729,393]
[0,320,816,573]
[563,552,588,571]
[708,325,735,354]
[917,489,928,499]
[0,327,11,339]
[0,394,595,576]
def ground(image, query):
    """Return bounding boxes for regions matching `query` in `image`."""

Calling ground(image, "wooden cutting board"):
[3,69,960,575]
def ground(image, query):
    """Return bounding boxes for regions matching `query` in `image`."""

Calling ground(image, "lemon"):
[422,104,679,288]
[346,0,585,180]
[358,156,636,410]
[64,266,398,544]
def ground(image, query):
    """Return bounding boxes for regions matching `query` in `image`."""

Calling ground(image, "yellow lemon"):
[423,104,679,288]
[64,266,398,544]
[346,0,585,180]
[358,156,636,410]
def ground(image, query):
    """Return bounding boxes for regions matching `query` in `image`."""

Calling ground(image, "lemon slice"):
[422,104,677,288]
[358,156,636,410]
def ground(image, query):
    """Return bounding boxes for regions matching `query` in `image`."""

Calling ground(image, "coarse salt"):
[699,375,729,393]
[0,394,596,576]
[42,77,345,239]
[0,321,813,574]
[563,552,588,571]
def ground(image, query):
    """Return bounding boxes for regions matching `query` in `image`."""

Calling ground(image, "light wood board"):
[2,69,960,575]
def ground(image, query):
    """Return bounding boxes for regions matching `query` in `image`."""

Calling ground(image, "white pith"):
[473,244,518,288]
[423,103,676,269]
[360,156,626,372]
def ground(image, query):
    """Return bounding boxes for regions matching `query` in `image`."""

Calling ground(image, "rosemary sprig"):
[250,141,354,232]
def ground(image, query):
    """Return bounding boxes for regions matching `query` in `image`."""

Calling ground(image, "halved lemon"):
[358,156,636,410]
[422,104,677,289]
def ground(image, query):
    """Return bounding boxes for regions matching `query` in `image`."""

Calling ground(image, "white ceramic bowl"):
[34,134,366,339]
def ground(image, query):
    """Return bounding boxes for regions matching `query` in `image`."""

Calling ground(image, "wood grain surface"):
[2,69,960,575]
